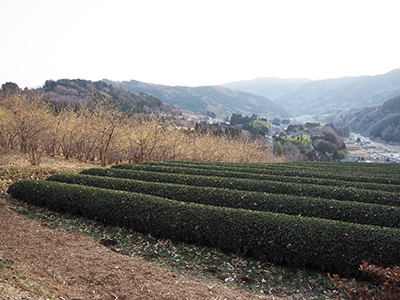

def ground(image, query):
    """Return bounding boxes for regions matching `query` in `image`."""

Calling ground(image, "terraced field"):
[8,161,400,276]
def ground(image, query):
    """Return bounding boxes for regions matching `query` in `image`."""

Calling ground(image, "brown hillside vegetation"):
[0,86,280,167]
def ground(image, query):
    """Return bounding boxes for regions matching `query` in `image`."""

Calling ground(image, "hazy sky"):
[1,0,399,89]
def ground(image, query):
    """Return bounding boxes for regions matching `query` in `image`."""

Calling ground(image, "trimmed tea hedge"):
[111,164,400,193]
[48,173,400,228]
[8,179,400,276]
[80,168,400,207]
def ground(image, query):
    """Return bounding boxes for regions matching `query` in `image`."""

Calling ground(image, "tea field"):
[8,161,400,277]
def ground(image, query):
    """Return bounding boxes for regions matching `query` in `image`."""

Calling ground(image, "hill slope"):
[223,69,400,116]
[105,79,289,118]
[35,79,181,115]
[327,95,400,143]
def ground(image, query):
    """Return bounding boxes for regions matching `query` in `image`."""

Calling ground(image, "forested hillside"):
[327,95,400,143]
[36,79,181,115]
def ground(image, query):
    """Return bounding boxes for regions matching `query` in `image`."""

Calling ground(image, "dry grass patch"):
[0,149,96,193]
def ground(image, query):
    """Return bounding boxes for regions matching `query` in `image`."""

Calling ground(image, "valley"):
[345,133,400,163]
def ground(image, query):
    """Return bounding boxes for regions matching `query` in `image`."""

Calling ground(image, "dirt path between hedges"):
[0,197,281,300]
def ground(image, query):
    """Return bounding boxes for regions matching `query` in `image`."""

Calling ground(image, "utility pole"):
[267,118,274,154]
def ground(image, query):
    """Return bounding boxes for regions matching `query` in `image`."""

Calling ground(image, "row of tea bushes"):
[111,164,400,193]
[270,161,400,173]
[150,160,400,173]
[81,168,400,207]
[141,161,400,185]
[8,179,400,276]
[48,173,400,228]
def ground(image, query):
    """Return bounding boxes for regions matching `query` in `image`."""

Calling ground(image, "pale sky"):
[1,0,399,89]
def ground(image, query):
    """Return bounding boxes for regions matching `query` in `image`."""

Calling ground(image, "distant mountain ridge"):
[223,77,312,103]
[104,79,289,118]
[222,69,400,116]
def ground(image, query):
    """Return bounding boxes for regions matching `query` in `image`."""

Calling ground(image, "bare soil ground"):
[0,196,280,300]
[0,151,281,300]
